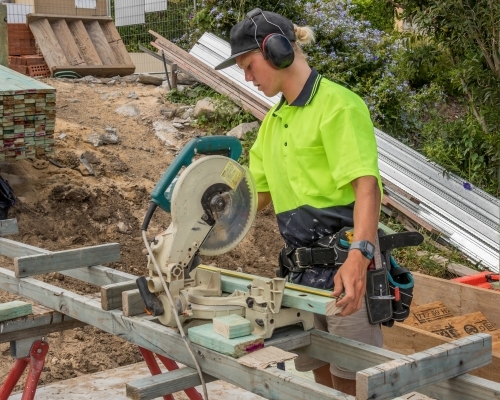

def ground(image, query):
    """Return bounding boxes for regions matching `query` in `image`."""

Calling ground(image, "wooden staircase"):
[27,14,135,77]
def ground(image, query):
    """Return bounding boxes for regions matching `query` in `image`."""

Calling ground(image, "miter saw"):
[138,136,313,339]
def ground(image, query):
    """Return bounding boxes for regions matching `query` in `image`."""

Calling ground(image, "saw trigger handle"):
[151,136,243,213]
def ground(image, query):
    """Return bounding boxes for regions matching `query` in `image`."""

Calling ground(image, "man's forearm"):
[351,176,381,250]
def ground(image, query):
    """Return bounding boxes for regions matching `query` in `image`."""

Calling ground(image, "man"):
[215,9,382,395]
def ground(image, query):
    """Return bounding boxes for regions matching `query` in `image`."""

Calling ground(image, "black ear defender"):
[246,8,295,69]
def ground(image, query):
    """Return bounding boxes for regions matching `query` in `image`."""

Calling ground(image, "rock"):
[115,104,140,117]
[177,71,198,85]
[181,108,194,120]
[123,75,139,83]
[226,121,260,140]
[100,131,120,144]
[117,222,128,234]
[193,97,216,119]
[159,107,176,119]
[100,91,122,100]
[429,255,448,265]
[81,151,101,164]
[138,73,164,86]
[172,122,184,129]
[127,91,138,99]
[106,80,116,86]
[86,133,103,147]
[152,120,179,146]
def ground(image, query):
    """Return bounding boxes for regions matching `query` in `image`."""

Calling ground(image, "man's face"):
[236,51,281,97]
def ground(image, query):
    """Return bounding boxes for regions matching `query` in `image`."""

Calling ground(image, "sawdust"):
[0,77,280,393]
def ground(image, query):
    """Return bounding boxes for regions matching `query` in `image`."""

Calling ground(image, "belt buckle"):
[293,247,312,267]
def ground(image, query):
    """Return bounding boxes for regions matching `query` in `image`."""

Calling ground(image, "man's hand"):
[331,250,369,316]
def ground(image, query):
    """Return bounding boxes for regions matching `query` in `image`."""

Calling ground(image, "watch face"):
[366,242,375,256]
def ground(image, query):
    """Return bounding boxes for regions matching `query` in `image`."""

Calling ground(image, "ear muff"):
[261,33,295,69]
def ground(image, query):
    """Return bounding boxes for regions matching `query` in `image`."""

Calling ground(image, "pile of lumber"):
[0,64,56,161]
[27,14,135,77]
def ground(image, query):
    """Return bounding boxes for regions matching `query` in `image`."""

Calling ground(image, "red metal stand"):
[138,347,203,400]
[0,339,49,400]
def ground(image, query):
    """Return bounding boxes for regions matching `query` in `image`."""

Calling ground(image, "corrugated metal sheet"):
[190,32,500,272]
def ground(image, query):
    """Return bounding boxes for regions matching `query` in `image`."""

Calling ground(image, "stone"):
[153,120,179,146]
[127,91,138,99]
[115,104,140,117]
[117,222,128,234]
[138,73,164,86]
[194,97,217,119]
[100,91,122,100]
[226,121,260,140]
[160,107,176,118]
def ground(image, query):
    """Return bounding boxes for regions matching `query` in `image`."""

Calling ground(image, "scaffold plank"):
[356,334,492,400]
[14,243,120,277]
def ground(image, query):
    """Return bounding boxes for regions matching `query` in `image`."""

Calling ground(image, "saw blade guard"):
[170,155,257,256]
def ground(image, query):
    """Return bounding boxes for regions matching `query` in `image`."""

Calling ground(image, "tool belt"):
[278,227,422,327]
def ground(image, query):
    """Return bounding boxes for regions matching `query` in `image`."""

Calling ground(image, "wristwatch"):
[349,240,375,260]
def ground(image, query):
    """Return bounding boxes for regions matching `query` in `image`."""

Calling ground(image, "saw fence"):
[0,234,499,400]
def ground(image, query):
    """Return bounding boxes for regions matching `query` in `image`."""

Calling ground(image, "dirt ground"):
[0,76,282,392]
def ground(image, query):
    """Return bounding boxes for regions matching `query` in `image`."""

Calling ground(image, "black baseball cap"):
[214,8,296,70]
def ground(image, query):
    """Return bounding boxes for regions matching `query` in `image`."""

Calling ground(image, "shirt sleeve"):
[320,104,380,191]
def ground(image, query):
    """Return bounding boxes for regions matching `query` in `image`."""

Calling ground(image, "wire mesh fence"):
[2,0,196,73]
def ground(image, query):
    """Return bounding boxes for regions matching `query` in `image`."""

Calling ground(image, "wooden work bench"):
[0,236,499,400]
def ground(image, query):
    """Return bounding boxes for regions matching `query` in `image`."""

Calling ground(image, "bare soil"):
[0,77,281,393]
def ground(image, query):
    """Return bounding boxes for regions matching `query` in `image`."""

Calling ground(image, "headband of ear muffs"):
[261,33,295,69]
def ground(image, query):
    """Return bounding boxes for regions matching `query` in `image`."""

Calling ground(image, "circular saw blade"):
[199,165,257,256]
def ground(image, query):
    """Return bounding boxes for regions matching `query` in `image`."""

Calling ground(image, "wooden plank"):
[126,367,215,400]
[188,323,263,358]
[412,272,500,328]
[122,289,145,317]
[14,243,120,278]
[356,334,492,400]
[28,18,69,73]
[299,329,500,399]
[101,280,137,310]
[100,21,133,65]
[50,19,86,66]
[84,21,117,65]
[382,323,500,383]
[403,301,454,326]
[0,300,32,322]
[0,267,351,400]
[27,14,113,24]
[0,237,135,285]
[53,65,136,77]
[0,219,19,236]
[213,314,252,339]
[67,20,103,66]
[416,311,497,339]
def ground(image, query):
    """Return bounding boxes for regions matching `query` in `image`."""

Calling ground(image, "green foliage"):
[397,0,500,195]
[351,0,395,32]
[239,127,259,167]
[166,83,256,134]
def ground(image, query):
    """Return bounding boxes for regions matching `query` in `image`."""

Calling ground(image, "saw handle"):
[151,136,242,213]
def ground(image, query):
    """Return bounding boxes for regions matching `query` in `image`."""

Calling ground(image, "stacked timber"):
[0,64,56,161]
[27,14,135,77]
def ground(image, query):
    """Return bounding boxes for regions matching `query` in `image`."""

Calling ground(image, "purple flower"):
[463,182,472,190]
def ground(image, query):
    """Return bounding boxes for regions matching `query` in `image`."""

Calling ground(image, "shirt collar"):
[275,68,322,111]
